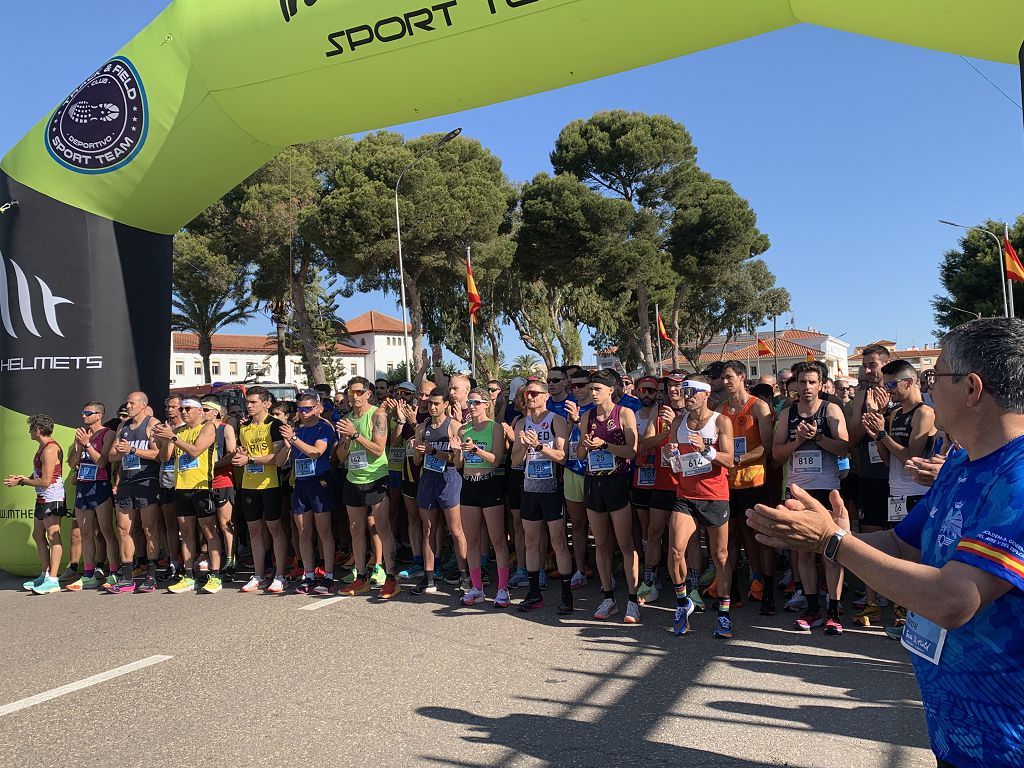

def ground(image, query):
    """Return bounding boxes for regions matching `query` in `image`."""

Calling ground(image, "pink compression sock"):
[470,568,483,591]
[498,567,510,591]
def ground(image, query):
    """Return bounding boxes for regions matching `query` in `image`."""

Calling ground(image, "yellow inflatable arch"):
[0,0,1022,574]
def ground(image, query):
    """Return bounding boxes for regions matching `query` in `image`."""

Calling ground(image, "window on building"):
[350,363,357,375]
[293,364,303,377]
[360,338,366,346]
[229,362,238,376]
[175,360,184,376]
[387,363,394,374]
[922,357,932,365]
[194,362,203,376]
[211,361,221,376]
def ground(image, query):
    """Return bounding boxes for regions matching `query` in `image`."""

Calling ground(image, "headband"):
[681,380,711,393]
[181,398,202,409]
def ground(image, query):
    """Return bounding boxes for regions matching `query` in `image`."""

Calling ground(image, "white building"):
[343,311,416,379]
[170,333,369,389]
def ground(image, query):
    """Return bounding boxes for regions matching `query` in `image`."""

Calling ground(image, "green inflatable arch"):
[1,0,1022,575]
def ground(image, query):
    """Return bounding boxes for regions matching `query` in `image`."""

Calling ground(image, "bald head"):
[450,374,470,401]
[127,391,148,406]
[758,374,777,387]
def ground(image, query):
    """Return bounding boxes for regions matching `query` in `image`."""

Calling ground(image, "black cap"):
[701,361,726,379]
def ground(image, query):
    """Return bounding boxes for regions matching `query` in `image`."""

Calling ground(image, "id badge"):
[793,450,822,473]
[868,441,883,464]
[244,462,265,475]
[77,463,98,482]
[587,449,615,472]
[887,495,908,522]
[424,454,446,473]
[347,450,369,471]
[681,453,712,477]
[901,611,947,665]
[121,452,141,472]
[294,457,315,478]
[388,447,406,464]
[636,466,656,487]
[526,459,553,480]
[178,453,199,471]
[734,437,747,458]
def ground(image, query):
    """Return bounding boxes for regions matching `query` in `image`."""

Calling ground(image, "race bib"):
[77,463,98,482]
[121,453,141,472]
[294,457,315,478]
[347,450,369,471]
[680,453,712,477]
[887,495,908,522]
[868,441,883,464]
[465,443,486,465]
[569,439,579,458]
[734,437,747,458]
[178,453,199,471]
[160,461,175,479]
[636,466,656,487]
[587,449,615,472]
[526,458,554,480]
[793,450,822,473]
[388,447,406,464]
[901,611,946,665]
[424,454,447,473]
[244,462,265,475]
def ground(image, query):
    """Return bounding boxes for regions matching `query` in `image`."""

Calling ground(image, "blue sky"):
[3,2,1022,366]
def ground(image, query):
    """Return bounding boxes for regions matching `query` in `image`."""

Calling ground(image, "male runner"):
[66,402,115,591]
[235,386,289,594]
[374,378,390,404]
[204,398,238,580]
[563,366,594,589]
[337,377,399,598]
[397,379,432,580]
[158,395,185,581]
[6,414,67,595]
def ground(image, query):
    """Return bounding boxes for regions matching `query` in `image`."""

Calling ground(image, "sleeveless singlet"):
[76,427,110,483]
[888,403,933,498]
[239,416,282,491]
[33,439,65,502]
[633,409,659,490]
[565,401,595,476]
[461,420,497,474]
[174,421,216,491]
[118,415,158,485]
[345,406,389,484]
[786,401,840,491]
[855,395,888,480]
[212,424,235,490]
[585,403,629,476]
[722,397,765,490]
[674,411,729,501]
[422,417,455,474]
[522,412,559,494]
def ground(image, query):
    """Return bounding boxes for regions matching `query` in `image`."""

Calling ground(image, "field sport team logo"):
[45,56,148,174]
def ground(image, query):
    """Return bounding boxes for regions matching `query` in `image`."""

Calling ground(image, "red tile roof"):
[172,333,367,356]
[849,347,940,362]
[345,311,410,334]
[782,329,827,341]
[657,338,823,367]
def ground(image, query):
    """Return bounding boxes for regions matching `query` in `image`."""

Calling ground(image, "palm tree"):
[172,291,256,384]
[510,353,542,379]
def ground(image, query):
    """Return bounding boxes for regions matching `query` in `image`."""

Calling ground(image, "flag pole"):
[772,315,779,376]
[747,331,753,377]
[1006,225,1017,318]
[655,304,664,376]
[467,245,476,380]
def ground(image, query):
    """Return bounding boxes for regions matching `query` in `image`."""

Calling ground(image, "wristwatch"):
[823,529,847,562]
[875,429,888,442]
[129,446,137,455]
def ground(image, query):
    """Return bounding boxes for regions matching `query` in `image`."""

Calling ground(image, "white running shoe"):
[784,589,808,612]
[461,587,485,606]
[240,575,264,593]
[593,598,618,620]
[570,570,587,590]
[623,600,640,624]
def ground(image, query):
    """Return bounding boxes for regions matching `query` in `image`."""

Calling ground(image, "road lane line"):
[298,596,345,611]
[0,655,172,718]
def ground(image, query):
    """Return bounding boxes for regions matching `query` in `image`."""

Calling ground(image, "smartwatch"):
[875,429,888,442]
[129,446,137,455]
[823,529,847,562]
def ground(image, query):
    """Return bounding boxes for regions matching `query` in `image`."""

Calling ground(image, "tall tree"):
[171,230,254,383]
[932,216,1023,335]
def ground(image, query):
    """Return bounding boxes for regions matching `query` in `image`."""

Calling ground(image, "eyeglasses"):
[523,390,545,399]
[922,370,965,388]
[296,406,315,413]
[466,399,485,407]
[571,382,590,389]
[81,410,100,417]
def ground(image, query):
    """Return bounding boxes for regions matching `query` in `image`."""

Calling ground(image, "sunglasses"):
[487,387,501,392]
[181,406,197,412]
[884,378,913,391]
[571,382,590,389]
[348,389,366,396]
[202,408,218,414]
[638,387,657,395]
[297,406,315,413]
[546,378,564,385]
[467,399,485,407]
[81,410,100,417]
[682,387,705,398]
[523,390,545,399]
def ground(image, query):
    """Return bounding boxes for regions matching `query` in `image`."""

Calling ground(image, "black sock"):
[828,600,840,621]
[120,562,132,580]
[628,593,638,604]
[806,593,820,613]
[147,560,157,578]
[528,570,540,598]
[794,581,803,594]
[603,589,614,600]
[69,563,79,574]
[560,574,572,603]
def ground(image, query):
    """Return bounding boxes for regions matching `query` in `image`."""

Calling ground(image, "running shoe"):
[31,577,61,595]
[508,568,530,589]
[748,578,764,602]
[295,577,315,595]
[222,563,236,582]
[339,577,370,596]
[267,576,287,594]
[314,577,335,596]
[673,599,695,636]
[167,575,196,594]
[108,579,136,594]
[461,587,485,606]
[370,564,386,588]
[202,575,223,594]
[556,600,573,616]
[410,577,438,595]
[57,566,79,583]
[636,580,653,604]
[714,614,734,639]
[643,583,660,605]
[81,575,100,590]
[94,565,107,578]
[443,569,462,585]
[688,588,705,613]
[65,577,84,592]
[493,588,510,608]
[379,577,400,600]
[287,564,304,580]
[884,626,904,641]
[854,603,881,627]
[398,563,424,580]
[241,575,265,593]
[569,570,587,591]
[824,618,844,636]
[539,571,548,590]
[137,576,158,593]
[132,564,148,578]
[339,566,358,584]
[778,569,792,589]
[759,597,777,617]
[893,605,907,627]
[784,589,808,613]
[623,600,640,624]
[518,595,544,612]
[22,574,45,591]
[794,611,825,631]
[593,598,618,620]
[102,572,118,590]
[314,565,326,580]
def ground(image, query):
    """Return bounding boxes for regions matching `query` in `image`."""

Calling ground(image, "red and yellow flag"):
[757,339,772,357]
[1005,227,1024,283]
[466,255,481,323]
[805,350,815,362]
[657,311,672,342]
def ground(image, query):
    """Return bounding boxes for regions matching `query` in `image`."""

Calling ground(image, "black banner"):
[0,171,171,424]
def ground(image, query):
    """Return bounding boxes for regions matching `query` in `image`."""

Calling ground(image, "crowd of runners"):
[6,348,948,638]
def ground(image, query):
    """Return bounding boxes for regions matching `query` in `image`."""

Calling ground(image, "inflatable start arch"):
[1,0,1022,574]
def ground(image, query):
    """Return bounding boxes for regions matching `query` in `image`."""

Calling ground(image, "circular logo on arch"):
[45,56,148,174]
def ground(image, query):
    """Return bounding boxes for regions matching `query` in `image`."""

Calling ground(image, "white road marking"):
[0,655,173,718]
[298,596,345,611]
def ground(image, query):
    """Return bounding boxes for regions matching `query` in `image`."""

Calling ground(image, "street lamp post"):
[949,306,983,320]
[394,127,462,378]
[939,219,1009,318]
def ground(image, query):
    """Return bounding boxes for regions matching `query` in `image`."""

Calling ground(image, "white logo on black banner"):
[45,56,148,174]
[0,245,73,338]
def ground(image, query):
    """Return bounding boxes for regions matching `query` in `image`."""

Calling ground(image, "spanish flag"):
[1005,226,1024,283]
[757,339,772,357]
[805,351,815,362]
[466,255,481,323]
[657,310,672,342]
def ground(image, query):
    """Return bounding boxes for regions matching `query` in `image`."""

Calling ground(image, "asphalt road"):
[0,572,934,767]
